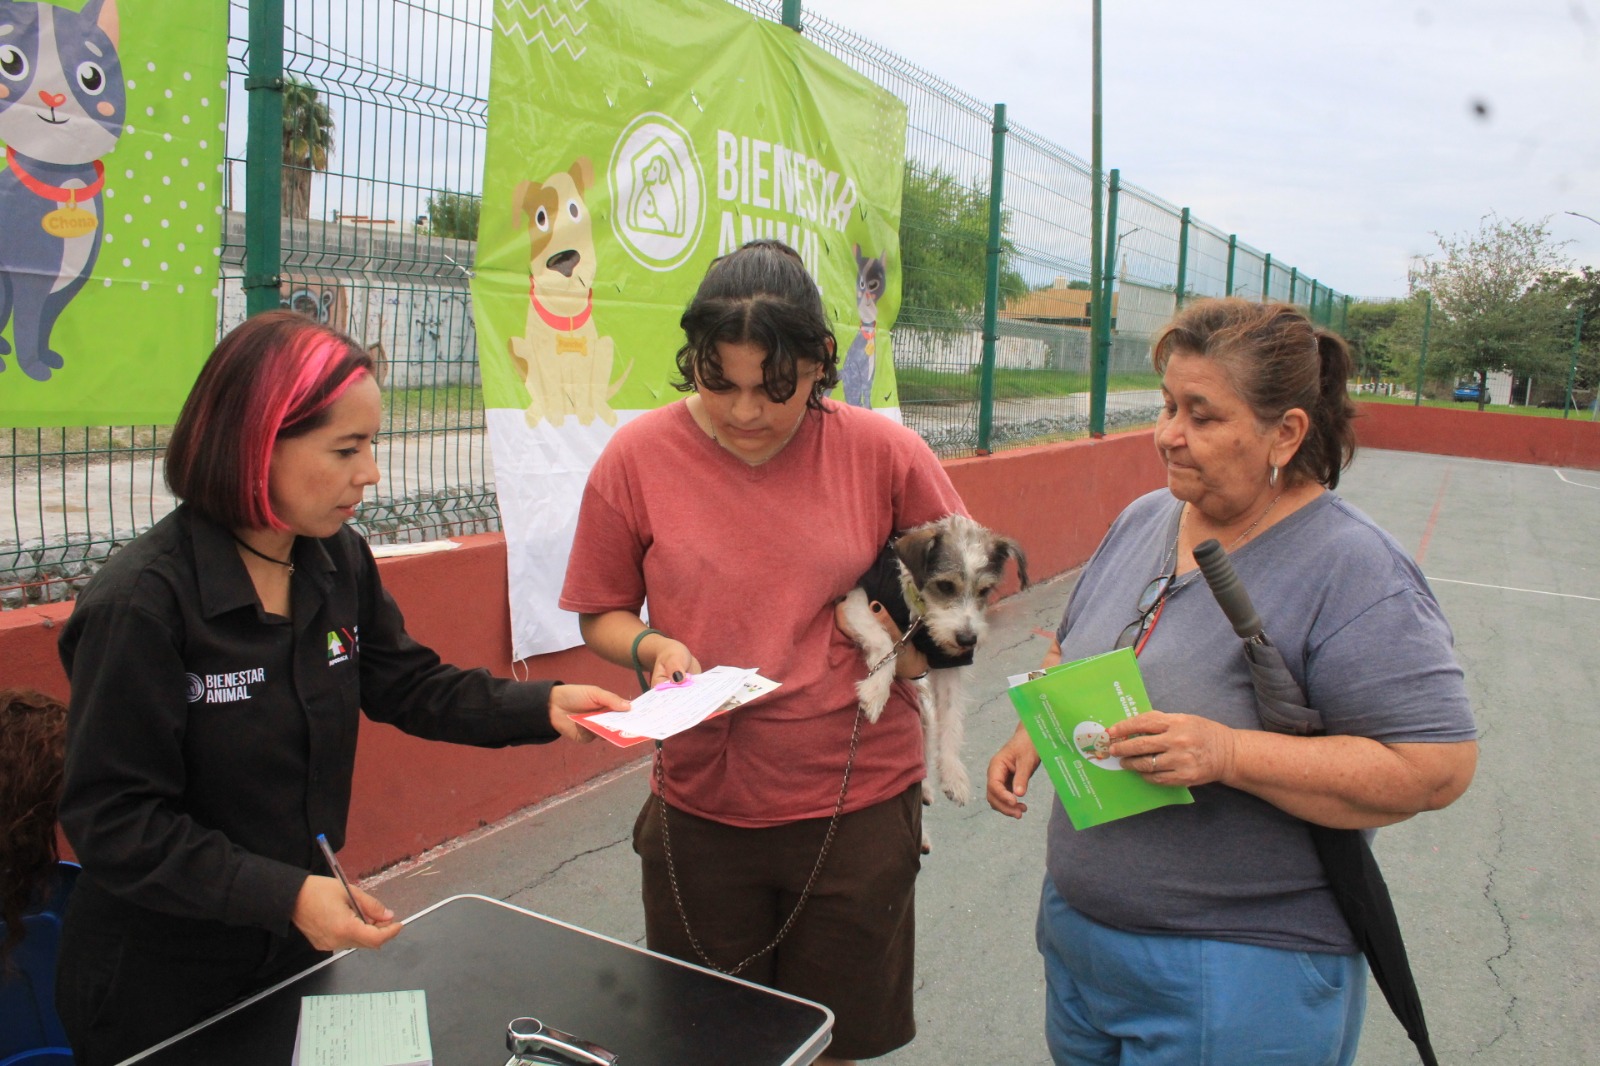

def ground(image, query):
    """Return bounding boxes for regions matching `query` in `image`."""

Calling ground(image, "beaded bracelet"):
[630,627,663,692]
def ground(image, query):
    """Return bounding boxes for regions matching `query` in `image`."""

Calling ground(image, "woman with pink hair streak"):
[53,310,631,1065]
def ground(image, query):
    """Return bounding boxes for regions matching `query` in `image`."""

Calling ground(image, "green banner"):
[477,0,908,658]
[474,0,907,423]
[0,0,228,427]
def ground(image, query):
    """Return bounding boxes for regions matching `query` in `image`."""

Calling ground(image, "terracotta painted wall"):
[11,402,1595,875]
[1354,400,1600,470]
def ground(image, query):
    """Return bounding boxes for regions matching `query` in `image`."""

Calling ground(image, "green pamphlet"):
[1008,647,1194,830]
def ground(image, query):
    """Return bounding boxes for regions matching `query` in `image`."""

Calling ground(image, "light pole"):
[1112,225,1143,282]
[1088,0,1107,437]
[1097,223,1141,357]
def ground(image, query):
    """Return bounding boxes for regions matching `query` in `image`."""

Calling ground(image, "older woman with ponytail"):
[987,298,1477,1065]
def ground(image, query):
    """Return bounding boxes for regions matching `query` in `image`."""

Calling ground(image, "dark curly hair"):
[1,688,67,968]
[673,239,841,410]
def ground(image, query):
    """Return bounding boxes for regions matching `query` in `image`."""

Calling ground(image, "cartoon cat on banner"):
[0,0,123,382]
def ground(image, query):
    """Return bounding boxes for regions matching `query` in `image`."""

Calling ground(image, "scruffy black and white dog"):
[838,514,1028,846]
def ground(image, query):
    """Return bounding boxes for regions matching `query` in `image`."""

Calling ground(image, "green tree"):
[425,190,481,240]
[282,77,335,221]
[1408,213,1571,409]
[898,164,1027,329]
[1530,264,1600,404]
[1342,300,1404,383]
[1359,293,1435,395]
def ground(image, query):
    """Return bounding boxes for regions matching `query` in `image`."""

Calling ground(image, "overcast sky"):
[797,0,1600,299]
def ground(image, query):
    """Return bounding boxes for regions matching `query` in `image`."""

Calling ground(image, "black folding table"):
[122,894,833,1065]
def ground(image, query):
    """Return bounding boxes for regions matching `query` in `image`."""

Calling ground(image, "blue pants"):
[1036,878,1366,1066]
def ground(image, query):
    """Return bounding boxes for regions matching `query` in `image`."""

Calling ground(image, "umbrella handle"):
[1193,539,1263,639]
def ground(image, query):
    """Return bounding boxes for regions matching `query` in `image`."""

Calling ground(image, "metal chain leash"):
[653,703,865,977]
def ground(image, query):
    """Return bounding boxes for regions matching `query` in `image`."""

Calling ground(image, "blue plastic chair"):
[0,862,78,1066]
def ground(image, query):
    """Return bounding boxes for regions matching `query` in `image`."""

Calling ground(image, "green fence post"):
[781,0,801,30]
[1097,168,1120,398]
[1414,292,1432,406]
[1261,253,1272,301]
[1225,235,1237,296]
[1288,267,1298,306]
[244,0,285,317]
[1564,307,1585,418]
[977,103,1006,455]
[1340,295,1351,335]
[1308,280,1320,324]
[1174,207,1190,310]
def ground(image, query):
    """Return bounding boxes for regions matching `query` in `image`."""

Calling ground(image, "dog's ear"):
[894,526,942,588]
[571,157,594,195]
[990,535,1029,589]
[512,179,534,231]
[854,242,864,266]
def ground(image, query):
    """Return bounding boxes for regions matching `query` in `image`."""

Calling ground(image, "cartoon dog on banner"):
[508,157,630,427]
[0,0,124,382]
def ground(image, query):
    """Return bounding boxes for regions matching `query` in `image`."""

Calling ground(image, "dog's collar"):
[529,284,593,332]
[7,148,105,203]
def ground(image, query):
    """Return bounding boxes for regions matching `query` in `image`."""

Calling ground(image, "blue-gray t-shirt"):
[1047,489,1477,953]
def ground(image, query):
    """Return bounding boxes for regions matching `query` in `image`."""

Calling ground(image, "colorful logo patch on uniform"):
[327,628,354,667]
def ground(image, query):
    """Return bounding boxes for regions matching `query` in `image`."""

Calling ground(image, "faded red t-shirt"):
[560,399,967,827]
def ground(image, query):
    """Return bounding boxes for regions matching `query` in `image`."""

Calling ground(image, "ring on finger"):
[1149,753,1160,772]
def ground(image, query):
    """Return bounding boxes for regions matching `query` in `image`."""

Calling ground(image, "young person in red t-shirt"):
[561,240,966,1064]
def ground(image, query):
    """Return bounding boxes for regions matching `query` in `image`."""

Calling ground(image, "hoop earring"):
[1269,465,1279,488]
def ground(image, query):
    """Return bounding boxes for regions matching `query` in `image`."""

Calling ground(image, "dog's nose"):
[546,249,581,278]
[955,632,978,649]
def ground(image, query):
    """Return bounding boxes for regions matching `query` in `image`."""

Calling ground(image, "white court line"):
[1429,576,1600,603]
[1554,468,1600,490]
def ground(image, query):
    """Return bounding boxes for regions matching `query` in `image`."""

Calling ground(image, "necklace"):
[1164,492,1283,597]
[234,535,296,576]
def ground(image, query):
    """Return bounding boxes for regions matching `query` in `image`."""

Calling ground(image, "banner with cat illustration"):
[0,0,228,427]
[478,0,907,658]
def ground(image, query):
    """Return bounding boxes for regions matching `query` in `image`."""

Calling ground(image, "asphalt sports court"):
[365,446,1600,1066]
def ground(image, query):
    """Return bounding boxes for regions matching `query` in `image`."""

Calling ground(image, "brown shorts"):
[633,783,923,1060]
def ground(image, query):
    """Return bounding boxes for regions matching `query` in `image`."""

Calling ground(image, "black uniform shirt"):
[58,506,558,936]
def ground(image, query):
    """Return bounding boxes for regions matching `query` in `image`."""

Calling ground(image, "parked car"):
[1453,381,1487,402]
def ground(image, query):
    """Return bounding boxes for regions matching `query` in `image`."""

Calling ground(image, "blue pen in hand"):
[316,833,372,925]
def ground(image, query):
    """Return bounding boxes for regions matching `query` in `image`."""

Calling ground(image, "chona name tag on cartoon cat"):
[42,202,100,238]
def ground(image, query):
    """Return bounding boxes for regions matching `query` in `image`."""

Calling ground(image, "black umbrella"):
[1192,538,1440,1066]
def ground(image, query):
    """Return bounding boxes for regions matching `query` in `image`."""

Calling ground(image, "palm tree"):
[281,77,335,220]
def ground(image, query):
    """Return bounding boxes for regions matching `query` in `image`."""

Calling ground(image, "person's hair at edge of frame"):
[0,687,68,968]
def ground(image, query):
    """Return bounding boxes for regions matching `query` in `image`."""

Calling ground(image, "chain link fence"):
[1,0,1349,606]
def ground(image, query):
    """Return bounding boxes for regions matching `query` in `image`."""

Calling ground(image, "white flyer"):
[582,665,774,741]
